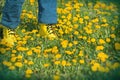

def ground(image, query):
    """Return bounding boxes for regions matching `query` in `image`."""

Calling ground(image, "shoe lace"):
[47,24,60,34]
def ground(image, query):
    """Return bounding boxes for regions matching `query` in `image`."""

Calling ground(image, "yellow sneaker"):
[0,25,16,47]
[39,24,57,39]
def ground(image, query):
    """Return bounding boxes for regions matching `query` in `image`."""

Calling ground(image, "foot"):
[39,24,58,39]
[0,25,16,47]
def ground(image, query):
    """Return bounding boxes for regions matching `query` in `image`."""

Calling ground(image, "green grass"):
[0,0,120,80]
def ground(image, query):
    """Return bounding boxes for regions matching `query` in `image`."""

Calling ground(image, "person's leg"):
[38,0,57,24]
[0,0,24,46]
[38,0,58,39]
[1,0,24,29]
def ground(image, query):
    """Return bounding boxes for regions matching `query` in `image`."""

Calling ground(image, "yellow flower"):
[91,66,97,72]
[110,34,116,38]
[111,62,120,69]
[54,61,60,65]
[61,60,67,66]
[96,46,104,50]
[53,75,60,80]
[26,69,33,74]
[97,52,108,62]
[91,38,96,43]
[74,31,79,35]
[11,57,17,62]
[27,50,33,56]
[84,16,89,20]
[99,39,105,44]
[106,38,111,43]
[25,74,31,78]
[3,61,12,67]
[9,66,15,70]
[52,46,58,54]
[55,54,61,59]
[115,43,120,50]
[14,62,23,68]
[73,41,78,45]
[65,50,73,55]
[28,61,34,65]
[79,60,84,64]
[44,63,50,67]
[68,43,73,47]
[72,59,77,64]
[12,50,17,53]
[61,40,68,48]
[78,50,84,56]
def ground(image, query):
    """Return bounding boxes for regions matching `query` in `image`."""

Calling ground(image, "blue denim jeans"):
[1,0,57,29]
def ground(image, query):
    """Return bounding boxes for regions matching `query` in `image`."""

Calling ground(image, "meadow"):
[0,0,120,80]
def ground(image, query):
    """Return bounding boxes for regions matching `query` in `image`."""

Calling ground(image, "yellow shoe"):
[39,24,57,39]
[0,25,16,47]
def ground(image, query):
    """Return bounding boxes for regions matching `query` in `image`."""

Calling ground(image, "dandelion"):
[28,61,34,65]
[9,66,15,70]
[91,38,96,43]
[11,57,17,62]
[53,75,60,80]
[99,39,105,44]
[14,62,23,68]
[55,54,61,59]
[110,34,116,38]
[79,60,85,64]
[61,40,68,48]
[61,60,67,66]
[115,43,120,50]
[97,52,108,62]
[96,46,104,50]
[27,50,33,56]
[106,38,111,43]
[12,50,17,53]
[54,61,60,65]
[44,63,50,67]
[78,50,84,57]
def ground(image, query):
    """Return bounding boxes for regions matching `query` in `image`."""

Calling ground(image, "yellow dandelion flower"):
[84,16,89,20]
[65,50,73,55]
[9,66,15,70]
[53,75,60,80]
[110,34,116,38]
[12,50,17,53]
[79,60,84,64]
[97,52,108,62]
[73,41,78,45]
[25,74,31,78]
[78,50,84,57]
[55,54,61,59]
[11,57,17,62]
[3,61,12,67]
[61,60,67,66]
[106,38,111,43]
[28,61,34,65]
[99,39,105,44]
[14,62,23,68]
[91,38,96,43]
[96,46,104,50]
[27,50,33,56]
[61,40,68,48]
[44,63,50,67]
[115,42,120,50]
[26,69,33,74]
[52,46,58,54]
[54,61,60,65]
[68,43,73,47]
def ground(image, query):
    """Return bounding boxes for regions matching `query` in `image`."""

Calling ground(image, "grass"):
[0,0,120,80]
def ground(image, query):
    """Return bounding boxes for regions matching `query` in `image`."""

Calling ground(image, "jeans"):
[1,0,57,29]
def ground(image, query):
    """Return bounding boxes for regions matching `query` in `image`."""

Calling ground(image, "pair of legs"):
[1,0,57,29]
[0,0,57,46]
